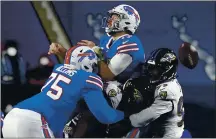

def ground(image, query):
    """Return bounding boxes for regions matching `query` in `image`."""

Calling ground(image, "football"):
[178,42,199,69]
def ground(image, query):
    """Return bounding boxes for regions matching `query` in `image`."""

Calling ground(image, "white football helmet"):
[64,46,98,73]
[103,4,141,34]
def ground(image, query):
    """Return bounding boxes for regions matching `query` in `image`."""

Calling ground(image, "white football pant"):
[2,108,54,138]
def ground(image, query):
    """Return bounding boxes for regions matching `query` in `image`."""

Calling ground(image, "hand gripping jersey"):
[15,64,124,137]
[99,34,145,83]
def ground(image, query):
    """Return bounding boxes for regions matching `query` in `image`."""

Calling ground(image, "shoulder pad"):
[100,34,111,43]
[119,35,134,44]
[155,82,175,100]
[120,34,133,40]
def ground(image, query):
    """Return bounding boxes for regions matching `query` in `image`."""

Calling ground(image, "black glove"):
[123,79,143,104]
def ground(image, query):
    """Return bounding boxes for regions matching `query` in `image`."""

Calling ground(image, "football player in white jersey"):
[126,48,185,138]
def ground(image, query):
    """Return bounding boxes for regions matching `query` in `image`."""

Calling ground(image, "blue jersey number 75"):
[41,73,72,100]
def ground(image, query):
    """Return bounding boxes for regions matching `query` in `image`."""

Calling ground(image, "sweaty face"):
[107,14,120,28]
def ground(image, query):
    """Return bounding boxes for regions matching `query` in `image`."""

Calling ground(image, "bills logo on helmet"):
[78,50,96,62]
[123,6,139,24]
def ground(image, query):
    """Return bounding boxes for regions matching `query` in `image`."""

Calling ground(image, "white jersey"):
[129,79,184,138]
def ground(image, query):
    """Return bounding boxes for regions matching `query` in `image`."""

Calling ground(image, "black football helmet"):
[144,48,178,84]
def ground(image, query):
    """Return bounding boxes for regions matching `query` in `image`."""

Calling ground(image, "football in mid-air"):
[178,42,199,69]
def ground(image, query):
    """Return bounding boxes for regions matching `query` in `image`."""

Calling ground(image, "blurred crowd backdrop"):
[1,1,215,137]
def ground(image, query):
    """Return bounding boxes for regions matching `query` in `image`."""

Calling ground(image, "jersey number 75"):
[41,73,72,100]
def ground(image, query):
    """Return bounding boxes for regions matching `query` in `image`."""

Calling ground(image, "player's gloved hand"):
[92,46,104,61]
[119,78,144,115]
[123,79,143,104]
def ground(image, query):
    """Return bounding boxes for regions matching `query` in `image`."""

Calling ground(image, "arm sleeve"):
[83,90,124,124]
[129,97,173,127]
[108,53,132,76]
[117,41,140,55]
[85,74,103,91]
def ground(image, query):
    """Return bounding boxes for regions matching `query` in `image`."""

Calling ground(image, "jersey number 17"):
[41,73,72,100]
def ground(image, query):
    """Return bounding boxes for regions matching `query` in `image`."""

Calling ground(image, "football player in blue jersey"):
[2,46,125,138]
[48,4,145,137]
[49,4,144,82]
[49,4,144,109]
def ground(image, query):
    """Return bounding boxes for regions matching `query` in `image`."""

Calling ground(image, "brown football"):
[178,42,199,69]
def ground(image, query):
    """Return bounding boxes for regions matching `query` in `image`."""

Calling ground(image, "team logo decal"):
[108,89,117,97]
[160,53,176,63]
[123,6,139,24]
[159,91,167,99]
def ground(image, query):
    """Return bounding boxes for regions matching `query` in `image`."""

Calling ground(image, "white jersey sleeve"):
[129,94,173,127]
[108,53,132,76]
[130,79,184,138]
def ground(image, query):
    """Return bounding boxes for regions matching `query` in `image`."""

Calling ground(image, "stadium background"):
[1,1,215,137]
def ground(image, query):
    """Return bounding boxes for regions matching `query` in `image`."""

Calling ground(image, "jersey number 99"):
[41,73,71,100]
[177,96,184,127]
